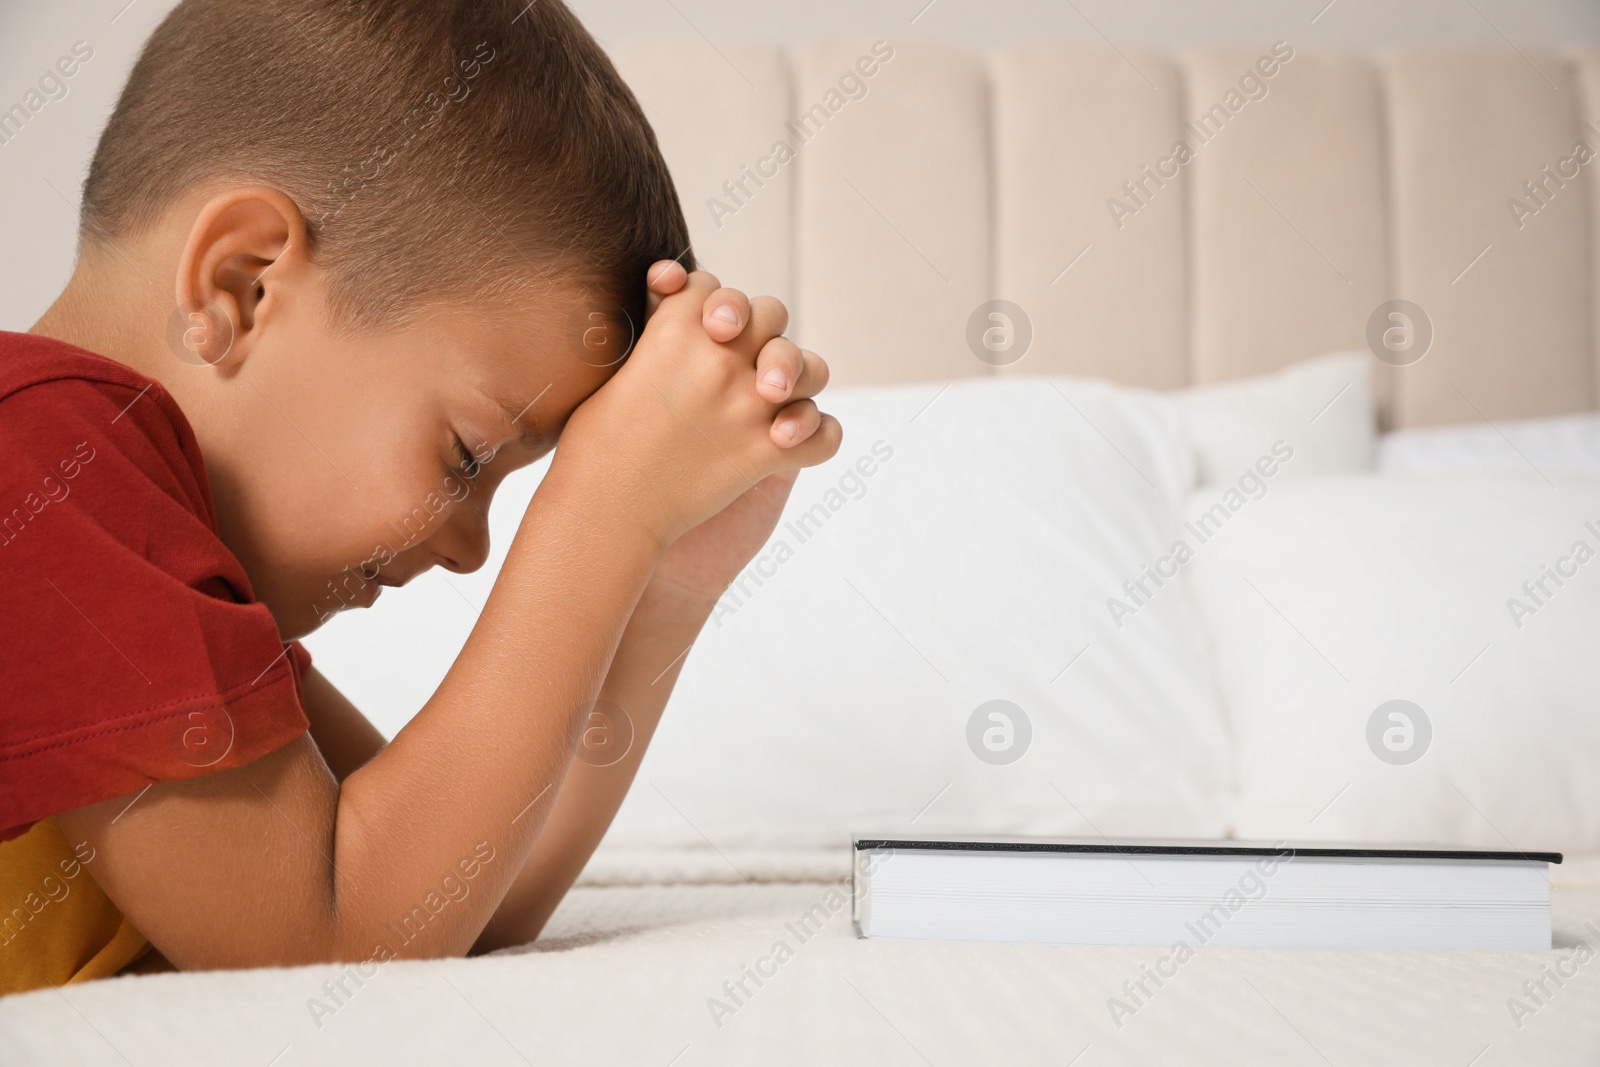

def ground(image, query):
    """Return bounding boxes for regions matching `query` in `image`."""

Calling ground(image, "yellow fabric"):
[0,817,149,995]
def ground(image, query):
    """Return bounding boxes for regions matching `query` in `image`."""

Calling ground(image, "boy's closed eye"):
[454,437,482,479]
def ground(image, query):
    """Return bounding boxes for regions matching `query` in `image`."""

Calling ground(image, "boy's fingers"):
[656,270,722,322]
[775,411,843,468]
[790,349,829,400]
[756,343,828,404]
[770,399,821,448]
[702,287,751,342]
[755,337,804,402]
[738,295,790,354]
[644,259,688,317]
[647,259,688,293]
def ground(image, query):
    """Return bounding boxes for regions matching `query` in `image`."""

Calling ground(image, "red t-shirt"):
[0,331,310,841]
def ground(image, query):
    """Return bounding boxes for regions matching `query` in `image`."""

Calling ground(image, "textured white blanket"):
[3,850,1598,1065]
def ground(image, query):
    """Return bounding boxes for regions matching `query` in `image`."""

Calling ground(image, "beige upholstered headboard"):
[614,41,1600,429]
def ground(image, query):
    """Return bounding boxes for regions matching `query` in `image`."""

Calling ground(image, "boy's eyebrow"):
[490,384,553,446]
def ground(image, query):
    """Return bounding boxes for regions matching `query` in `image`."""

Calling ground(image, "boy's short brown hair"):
[82,0,693,333]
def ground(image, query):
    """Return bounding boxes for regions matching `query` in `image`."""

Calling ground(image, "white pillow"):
[1380,411,1600,479]
[309,378,1235,851]
[601,377,1235,850]
[1184,473,1600,854]
[1168,352,1376,487]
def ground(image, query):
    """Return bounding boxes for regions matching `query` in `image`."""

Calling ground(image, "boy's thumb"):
[644,259,688,317]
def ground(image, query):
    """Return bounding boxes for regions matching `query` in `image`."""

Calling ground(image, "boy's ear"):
[172,186,309,371]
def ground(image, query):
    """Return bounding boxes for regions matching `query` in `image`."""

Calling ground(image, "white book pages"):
[854,847,1552,950]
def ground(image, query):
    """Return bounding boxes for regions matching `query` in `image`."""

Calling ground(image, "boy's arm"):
[294,532,735,953]
[296,520,779,953]
[293,578,712,951]
[478,266,816,949]
[474,574,715,952]
[54,272,840,971]
[475,464,801,949]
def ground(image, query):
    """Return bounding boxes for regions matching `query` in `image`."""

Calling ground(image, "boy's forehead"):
[441,285,614,428]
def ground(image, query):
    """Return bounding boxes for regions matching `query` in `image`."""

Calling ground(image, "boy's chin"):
[274,603,323,642]
[263,571,387,641]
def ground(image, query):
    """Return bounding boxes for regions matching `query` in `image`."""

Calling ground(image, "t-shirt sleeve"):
[0,377,310,841]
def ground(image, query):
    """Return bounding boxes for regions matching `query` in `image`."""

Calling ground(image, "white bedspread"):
[4,850,1599,1065]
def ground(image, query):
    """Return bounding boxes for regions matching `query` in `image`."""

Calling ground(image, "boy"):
[0,0,838,993]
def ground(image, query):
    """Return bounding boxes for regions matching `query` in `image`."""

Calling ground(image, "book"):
[851,836,1561,950]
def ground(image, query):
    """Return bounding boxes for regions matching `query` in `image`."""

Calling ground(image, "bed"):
[5,849,1600,1064]
[6,38,1600,1065]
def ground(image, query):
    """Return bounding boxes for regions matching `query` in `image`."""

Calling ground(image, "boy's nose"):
[430,509,491,575]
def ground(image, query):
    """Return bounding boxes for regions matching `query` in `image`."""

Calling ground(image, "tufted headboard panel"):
[613,40,1600,428]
